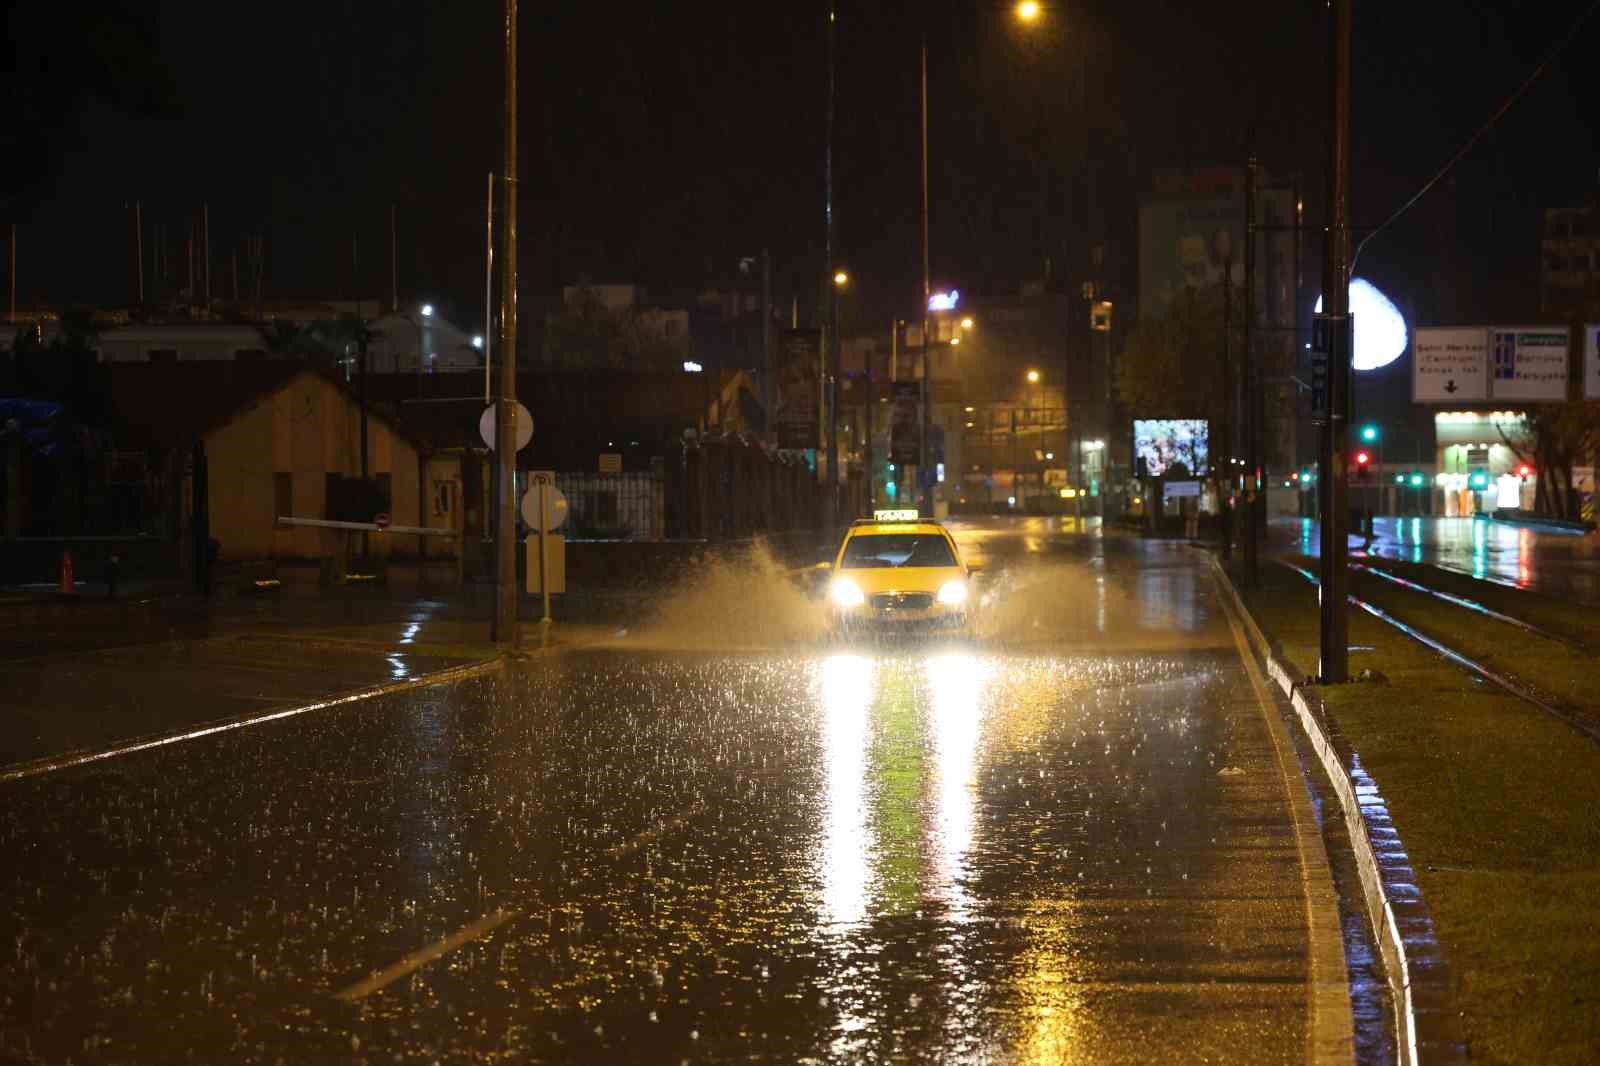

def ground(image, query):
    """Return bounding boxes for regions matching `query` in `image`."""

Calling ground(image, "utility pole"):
[1318,0,1353,683]
[203,203,211,310]
[919,33,932,518]
[1243,157,1259,584]
[1220,240,1234,561]
[823,2,838,538]
[761,248,773,440]
[134,202,144,305]
[492,0,520,647]
[390,204,399,313]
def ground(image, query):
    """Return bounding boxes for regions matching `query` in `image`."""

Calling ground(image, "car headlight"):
[830,577,865,608]
[937,580,968,606]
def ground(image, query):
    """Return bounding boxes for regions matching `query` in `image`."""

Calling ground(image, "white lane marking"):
[334,802,708,1001]
[334,909,516,1002]
[0,659,503,784]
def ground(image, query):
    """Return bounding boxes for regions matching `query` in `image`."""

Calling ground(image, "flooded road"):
[1,520,1349,1063]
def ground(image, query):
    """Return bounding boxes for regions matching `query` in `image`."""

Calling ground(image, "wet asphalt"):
[1278,514,1600,603]
[2,519,1338,1064]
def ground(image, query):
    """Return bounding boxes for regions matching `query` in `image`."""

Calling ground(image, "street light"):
[960,316,974,331]
[420,303,434,318]
[833,270,850,287]
[1016,0,1041,21]
[1026,369,1040,384]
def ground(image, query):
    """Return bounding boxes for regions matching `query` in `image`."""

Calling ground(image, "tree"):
[543,287,689,371]
[1498,402,1600,521]
[1117,284,1245,467]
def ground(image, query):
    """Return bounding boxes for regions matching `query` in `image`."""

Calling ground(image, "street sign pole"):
[539,478,551,627]
[493,0,520,648]
[1319,0,1353,684]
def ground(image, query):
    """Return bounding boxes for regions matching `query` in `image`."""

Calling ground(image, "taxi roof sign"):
[873,509,921,522]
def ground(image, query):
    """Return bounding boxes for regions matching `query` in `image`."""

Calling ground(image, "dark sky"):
[4,1,1597,329]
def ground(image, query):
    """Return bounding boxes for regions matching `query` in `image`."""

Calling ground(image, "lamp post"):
[915,4,1040,519]
[492,0,520,647]
[827,268,847,533]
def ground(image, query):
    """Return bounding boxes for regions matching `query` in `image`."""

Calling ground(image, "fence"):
[664,437,821,541]
[553,472,665,539]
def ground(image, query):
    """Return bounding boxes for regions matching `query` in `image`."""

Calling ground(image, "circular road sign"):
[520,485,569,532]
[480,402,534,451]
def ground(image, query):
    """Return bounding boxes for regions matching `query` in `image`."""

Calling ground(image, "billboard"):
[1413,327,1488,403]
[1489,327,1568,401]
[889,381,920,465]
[1133,419,1209,479]
[775,328,820,449]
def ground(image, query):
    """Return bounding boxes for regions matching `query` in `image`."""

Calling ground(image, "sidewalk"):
[0,588,624,773]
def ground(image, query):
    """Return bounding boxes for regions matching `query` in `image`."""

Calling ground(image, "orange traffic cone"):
[59,550,75,594]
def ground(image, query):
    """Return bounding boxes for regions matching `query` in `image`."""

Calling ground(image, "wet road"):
[2,519,1348,1063]
[1277,514,1600,604]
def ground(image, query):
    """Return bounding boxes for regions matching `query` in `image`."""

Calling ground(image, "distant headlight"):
[830,578,866,608]
[937,580,968,606]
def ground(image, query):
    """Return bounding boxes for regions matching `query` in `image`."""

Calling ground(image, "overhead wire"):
[1349,0,1600,276]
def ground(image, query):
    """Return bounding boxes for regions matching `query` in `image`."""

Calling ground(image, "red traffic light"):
[1517,464,1533,479]
[1355,451,1371,466]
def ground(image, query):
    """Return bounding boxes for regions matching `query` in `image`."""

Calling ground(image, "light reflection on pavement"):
[1278,515,1600,602]
[0,523,1340,1064]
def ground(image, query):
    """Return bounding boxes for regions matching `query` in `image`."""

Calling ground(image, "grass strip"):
[1363,557,1600,649]
[1238,561,1600,1066]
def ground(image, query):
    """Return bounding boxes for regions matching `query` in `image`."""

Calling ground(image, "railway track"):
[1278,559,1600,747]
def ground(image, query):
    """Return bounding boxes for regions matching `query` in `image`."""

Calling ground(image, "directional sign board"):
[1413,327,1488,403]
[1488,326,1568,401]
[480,402,534,451]
[1584,324,1600,401]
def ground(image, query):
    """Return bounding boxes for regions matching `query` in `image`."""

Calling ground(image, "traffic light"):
[1408,472,1425,488]
[1517,463,1533,481]
[1359,424,1380,443]
[1354,451,1371,479]
[1468,470,1490,491]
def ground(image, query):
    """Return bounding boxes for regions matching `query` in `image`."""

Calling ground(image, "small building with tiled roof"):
[105,362,461,571]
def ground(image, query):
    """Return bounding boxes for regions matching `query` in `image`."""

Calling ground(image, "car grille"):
[871,592,934,611]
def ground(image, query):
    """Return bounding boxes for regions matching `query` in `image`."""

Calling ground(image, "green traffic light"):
[1408,473,1424,487]
[1360,424,1379,443]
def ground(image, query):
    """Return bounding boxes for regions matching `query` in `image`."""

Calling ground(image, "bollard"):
[59,550,75,593]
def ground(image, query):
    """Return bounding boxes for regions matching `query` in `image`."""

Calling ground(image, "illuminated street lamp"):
[1026,369,1040,384]
[1016,0,1041,22]
[833,270,850,287]
[960,316,974,331]
[950,335,962,346]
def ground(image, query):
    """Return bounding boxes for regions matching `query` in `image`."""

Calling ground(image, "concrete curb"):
[1203,551,1467,1066]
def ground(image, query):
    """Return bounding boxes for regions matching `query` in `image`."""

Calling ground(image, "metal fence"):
[553,472,665,539]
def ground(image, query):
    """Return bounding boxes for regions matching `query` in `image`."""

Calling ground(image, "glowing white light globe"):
[1314,278,1406,371]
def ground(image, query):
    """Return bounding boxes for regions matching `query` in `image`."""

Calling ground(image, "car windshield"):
[841,533,956,569]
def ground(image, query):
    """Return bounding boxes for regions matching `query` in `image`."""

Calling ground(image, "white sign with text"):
[1413,327,1488,403]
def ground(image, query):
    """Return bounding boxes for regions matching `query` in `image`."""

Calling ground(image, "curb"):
[1203,551,1467,1066]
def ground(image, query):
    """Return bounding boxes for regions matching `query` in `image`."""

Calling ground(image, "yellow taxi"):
[824,510,976,635]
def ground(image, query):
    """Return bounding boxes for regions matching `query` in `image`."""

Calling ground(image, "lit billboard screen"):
[1133,419,1210,478]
